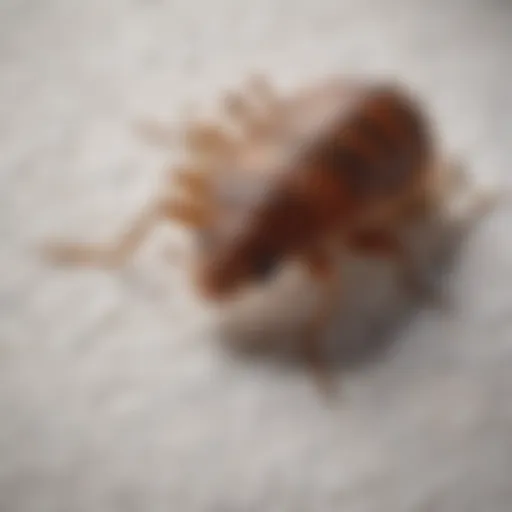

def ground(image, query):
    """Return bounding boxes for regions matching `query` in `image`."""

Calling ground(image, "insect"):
[42,73,477,391]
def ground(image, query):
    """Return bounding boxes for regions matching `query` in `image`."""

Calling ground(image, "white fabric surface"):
[1,0,511,511]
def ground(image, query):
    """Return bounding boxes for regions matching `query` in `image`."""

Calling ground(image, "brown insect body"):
[196,83,434,303]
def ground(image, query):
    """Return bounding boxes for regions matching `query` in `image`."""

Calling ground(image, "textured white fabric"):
[1,1,511,511]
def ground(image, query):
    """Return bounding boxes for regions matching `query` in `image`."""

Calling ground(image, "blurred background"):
[1,0,512,511]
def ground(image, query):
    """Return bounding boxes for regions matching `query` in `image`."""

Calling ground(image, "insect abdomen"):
[315,85,432,201]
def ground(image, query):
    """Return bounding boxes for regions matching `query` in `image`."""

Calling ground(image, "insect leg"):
[441,157,501,222]
[171,165,213,201]
[134,105,238,160]
[401,157,468,221]
[159,197,214,229]
[300,244,341,395]
[183,121,239,160]
[238,75,290,139]
[42,203,162,268]
[42,197,213,268]
[222,87,284,141]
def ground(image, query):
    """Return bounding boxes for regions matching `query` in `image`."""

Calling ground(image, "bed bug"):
[42,74,487,391]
